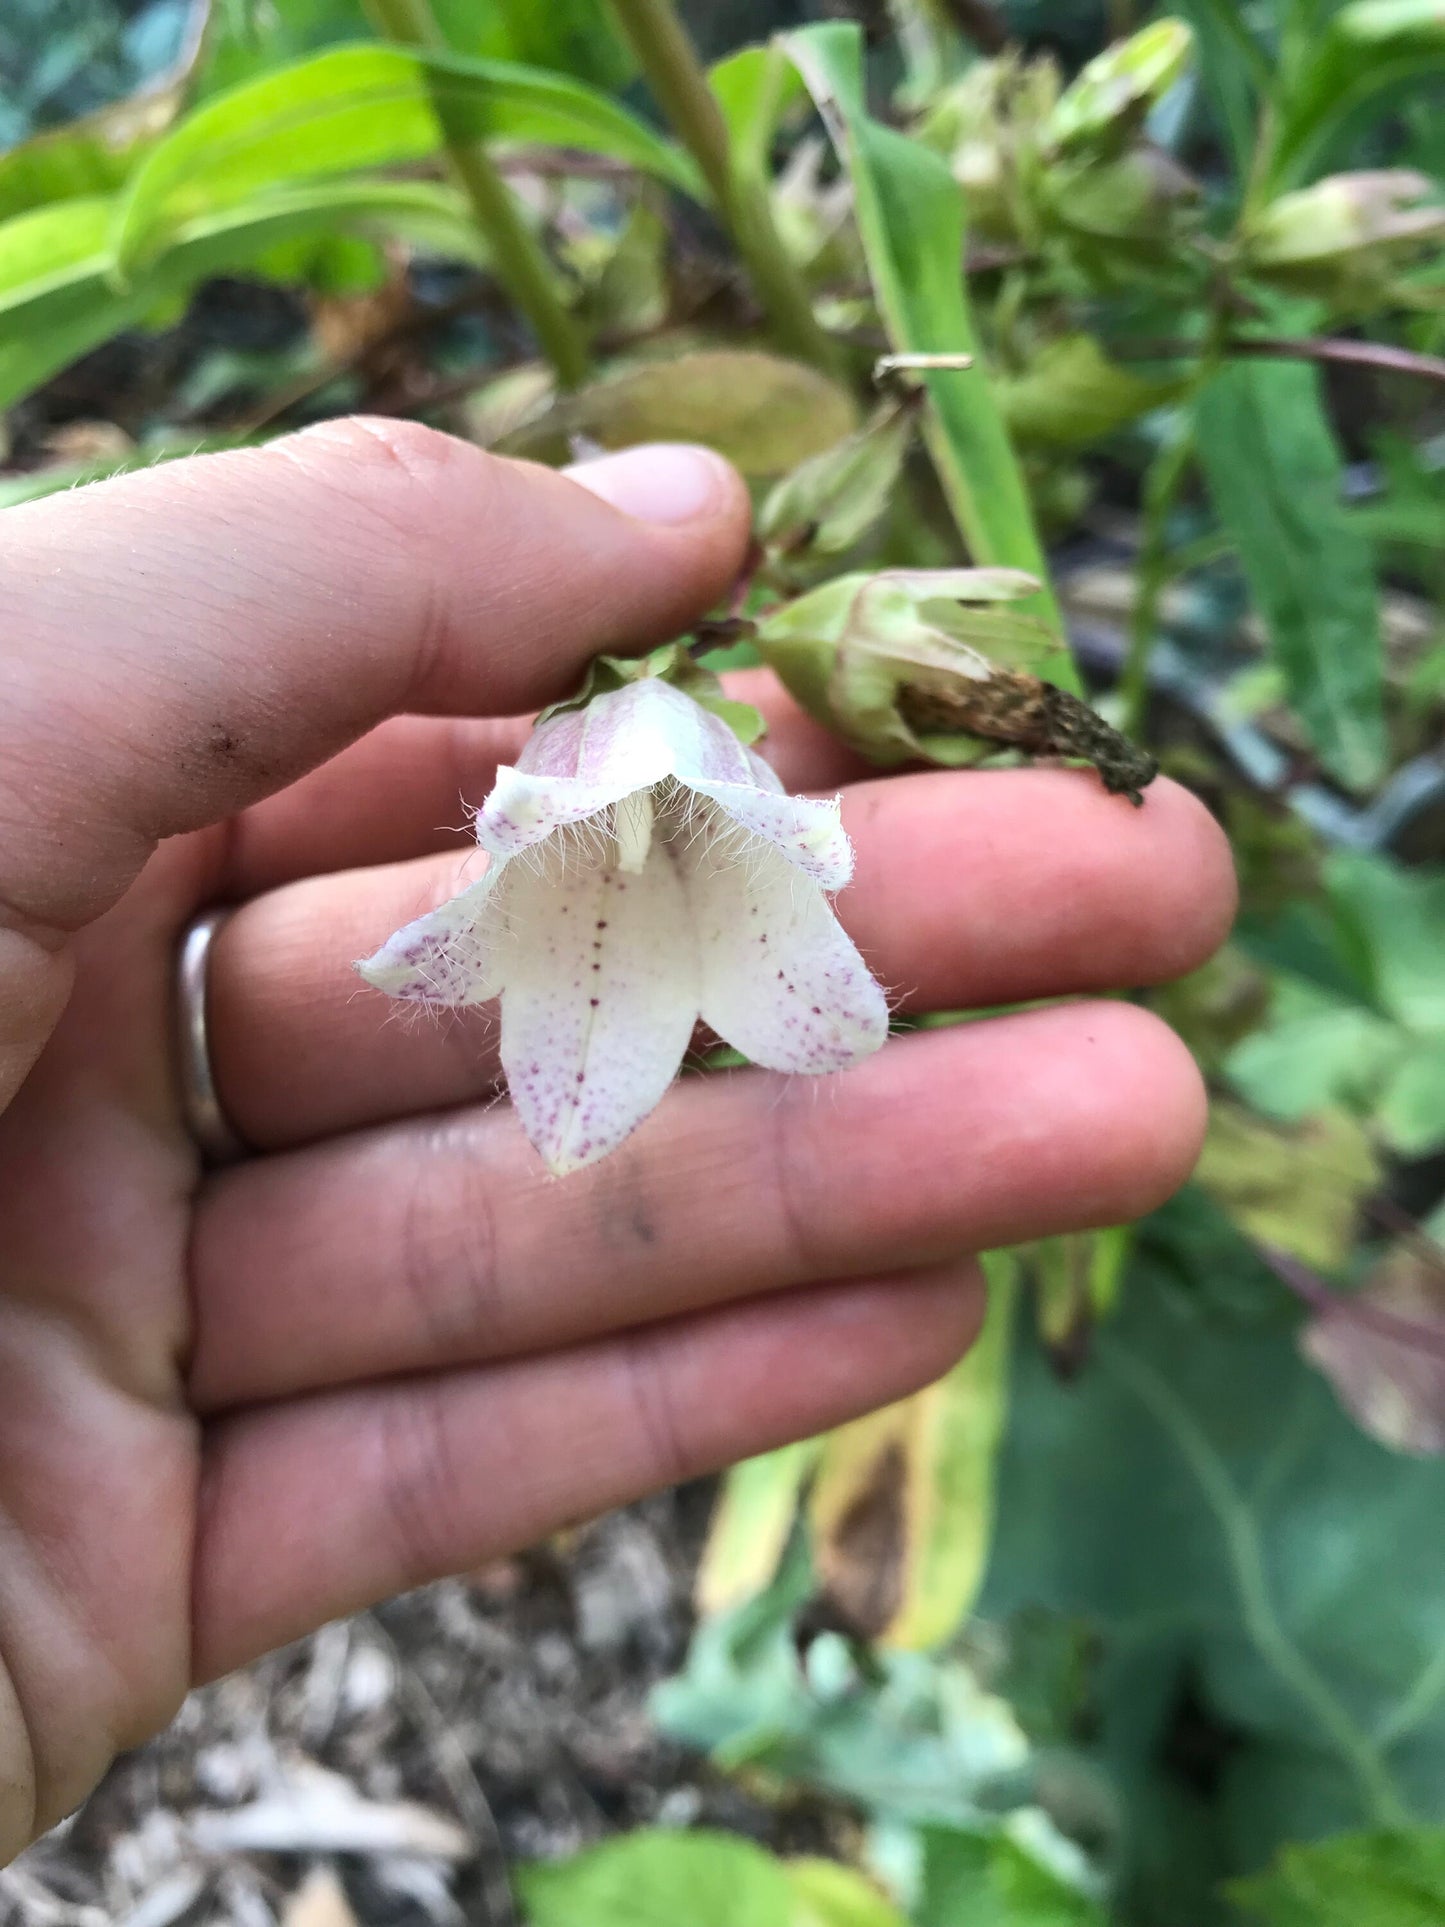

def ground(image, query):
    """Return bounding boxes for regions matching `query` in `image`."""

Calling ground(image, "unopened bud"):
[1045,18,1194,152]
[755,569,1159,800]
[1243,171,1445,288]
[1046,144,1201,245]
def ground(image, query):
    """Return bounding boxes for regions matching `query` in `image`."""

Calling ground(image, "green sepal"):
[537,642,766,746]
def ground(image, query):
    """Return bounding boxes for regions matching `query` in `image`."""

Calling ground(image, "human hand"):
[0,421,1234,1860]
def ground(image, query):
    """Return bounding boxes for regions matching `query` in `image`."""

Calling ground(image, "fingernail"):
[567,442,733,525]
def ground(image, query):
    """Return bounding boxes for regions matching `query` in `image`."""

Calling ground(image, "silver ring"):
[176,909,249,1166]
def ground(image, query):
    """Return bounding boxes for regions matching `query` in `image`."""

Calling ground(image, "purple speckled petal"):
[355,865,506,1006]
[686,780,853,890]
[681,838,888,1074]
[498,837,699,1176]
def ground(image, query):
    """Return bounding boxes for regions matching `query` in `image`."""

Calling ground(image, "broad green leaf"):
[1325,852,1445,1033]
[501,349,857,474]
[516,1831,794,1927]
[1194,358,1387,790]
[1224,980,1404,1124]
[0,179,485,412]
[783,21,1068,665]
[1375,1038,1445,1156]
[917,1825,1109,1927]
[696,1439,823,1618]
[111,43,702,274]
[785,1858,907,1927]
[810,1259,1016,1648]
[1231,1826,1445,1924]
[983,1191,1445,1907]
[657,1609,1030,1825]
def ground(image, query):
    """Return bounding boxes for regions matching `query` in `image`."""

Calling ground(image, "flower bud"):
[1242,171,1445,294]
[1045,145,1202,248]
[1045,18,1194,153]
[755,569,1159,801]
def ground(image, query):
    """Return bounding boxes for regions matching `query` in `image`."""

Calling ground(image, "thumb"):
[0,421,750,1110]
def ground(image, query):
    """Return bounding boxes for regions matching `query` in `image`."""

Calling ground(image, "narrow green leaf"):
[1271,0,1445,190]
[1231,1826,1445,1925]
[111,43,703,274]
[0,180,485,412]
[783,21,1068,667]
[1194,357,1387,790]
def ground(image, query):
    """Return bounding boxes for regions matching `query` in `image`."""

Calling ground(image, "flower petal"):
[476,679,753,860]
[686,775,854,890]
[498,839,699,1176]
[355,867,506,1006]
[683,838,889,1073]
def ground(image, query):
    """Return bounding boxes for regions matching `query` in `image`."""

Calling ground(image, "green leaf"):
[516,1831,795,1927]
[1195,1103,1381,1271]
[696,1439,823,1618]
[1271,0,1445,191]
[655,1575,1031,1827]
[785,1858,908,1927]
[0,179,485,412]
[1325,852,1445,1034]
[810,1265,1015,1648]
[111,43,702,275]
[983,1194,1445,1906]
[0,10,208,221]
[711,41,807,179]
[1231,1826,1445,1925]
[501,349,857,474]
[1194,358,1387,791]
[917,1826,1109,1927]
[1376,1037,1445,1156]
[1224,980,1404,1124]
[783,21,1068,668]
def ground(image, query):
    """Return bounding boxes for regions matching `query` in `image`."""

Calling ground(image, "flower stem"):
[606,0,846,377]
[366,0,589,389]
[1119,424,1195,739]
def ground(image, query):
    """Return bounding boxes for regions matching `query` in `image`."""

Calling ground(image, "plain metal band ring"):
[175,908,249,1166]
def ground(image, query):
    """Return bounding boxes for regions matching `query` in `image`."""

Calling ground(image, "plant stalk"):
[366,0,589,388]
[606,0,845,376]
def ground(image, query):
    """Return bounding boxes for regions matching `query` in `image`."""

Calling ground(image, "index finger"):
[0,426,749,937]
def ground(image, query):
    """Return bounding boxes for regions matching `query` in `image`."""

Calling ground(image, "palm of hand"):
[0,841,208,1847]
[0,422,1232,1863]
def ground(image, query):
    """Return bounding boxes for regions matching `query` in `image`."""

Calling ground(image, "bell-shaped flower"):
[357,676,888,1175]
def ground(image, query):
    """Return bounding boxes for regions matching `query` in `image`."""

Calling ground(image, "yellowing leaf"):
[785,1858,907,1927]
[810,1256,1016,1648]
[696,1439,825,1618]
[1196,1102,1381,1272]
[502,349,858,473]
